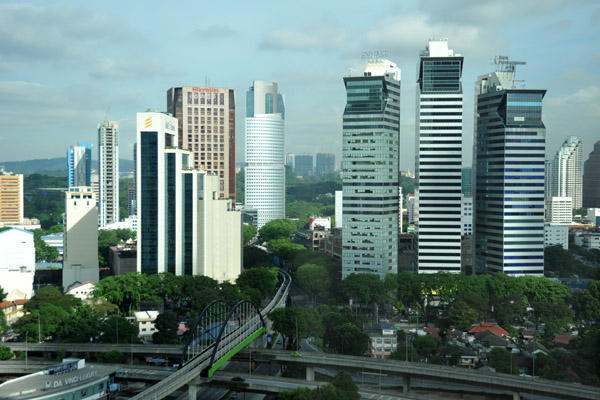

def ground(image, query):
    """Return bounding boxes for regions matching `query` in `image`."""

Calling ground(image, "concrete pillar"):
[306,366,315,381]
[513,392,521,400]
[188,384,198,399]
[403,375,410,394]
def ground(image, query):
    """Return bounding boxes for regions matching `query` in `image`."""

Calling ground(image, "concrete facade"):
[0,174,23,224]
[0,228,34,300]
[544,223,569,250]
[98,120,120,227]
[63,186,99,292]
[548,196,573,225]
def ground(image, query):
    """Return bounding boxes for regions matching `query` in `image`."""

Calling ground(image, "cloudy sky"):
[0,0,598,171]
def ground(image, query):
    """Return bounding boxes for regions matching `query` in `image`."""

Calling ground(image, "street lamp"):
[38,312,41,343]
[25,331,28,368]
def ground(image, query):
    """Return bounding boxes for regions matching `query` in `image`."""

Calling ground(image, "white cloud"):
[260,20,349,51]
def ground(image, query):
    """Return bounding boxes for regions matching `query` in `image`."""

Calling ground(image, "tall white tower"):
[416,39,464,274]
[550,136,583,209]
[98,118,119,227]
[245,81,285,229]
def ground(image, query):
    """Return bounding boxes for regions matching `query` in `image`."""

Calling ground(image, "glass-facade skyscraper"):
[245,81,285,229]
[415,40,464,274]
[67,141,92,188]
[342,57,401,279]
[474,70,546,276]
[550,136,583,209]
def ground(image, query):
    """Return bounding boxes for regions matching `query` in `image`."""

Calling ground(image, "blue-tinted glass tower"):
[67,141,92,187]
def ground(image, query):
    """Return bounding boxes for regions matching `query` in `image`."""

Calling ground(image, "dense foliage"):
[24,174,67,229]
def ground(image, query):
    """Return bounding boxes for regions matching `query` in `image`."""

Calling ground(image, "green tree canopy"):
[259,219,297,242]
[152,311,180,344]
[236,267,278,304]
[488,347,518,374]
[243,246,273,269]
[243,224,257,245]
[93,272,153,313]
[296,264,331,304]
[100,315,140,344]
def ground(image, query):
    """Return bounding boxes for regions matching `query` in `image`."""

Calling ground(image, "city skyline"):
[0,1,598,172]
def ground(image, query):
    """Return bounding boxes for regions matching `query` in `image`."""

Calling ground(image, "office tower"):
[461,167,472,197]
[245,81,285,229]
[167,86,236,202]
[342,55,401,279]
[136,112,241,280]
[316,153,336,177]
[98,119,119,227]
[295,155,313,177]
[127,182,136,216]
[583,141,600,208]
[63,187,99,291]
[0,173,23,224]
[90,170,100,206]
[550,136,583,208]
[548,197,573,225]
[399,186,404,233]
[408,193,417,224]
[67,141,92,187]
[286,153,295,169]
[474,62,546,276]
[415,39,464,274]
[461,196,473,235]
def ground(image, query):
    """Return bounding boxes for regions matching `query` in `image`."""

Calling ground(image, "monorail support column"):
[188,384,198,399]
[403,375,410,394]
[306,366,315,381]
[513,392,521,400]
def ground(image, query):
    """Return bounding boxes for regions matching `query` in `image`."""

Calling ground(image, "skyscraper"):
[294,155,313,177]
[474,65,546,276]
[342,55,401,279]
[98,119,119,227]
[167,86,236,202]
[316,153,336,176]
[0,173,23,225]
[415,39,464,274]
[245,81,285,229]
[550,136,583,209]
[583,141,600,208]
[67,141,92,187]
[136,111,241,280]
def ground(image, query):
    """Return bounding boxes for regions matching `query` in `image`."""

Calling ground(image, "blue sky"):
[0,0,598,171]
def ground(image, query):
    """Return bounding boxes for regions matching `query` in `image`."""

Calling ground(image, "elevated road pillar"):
[306,366,315,381]
[513,392,521,400]
[403,374,410,394]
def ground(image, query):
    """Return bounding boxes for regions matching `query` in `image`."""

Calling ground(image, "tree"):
[530,299,573,338]
[100,315,140,344]
[296,264,331,304]
[152,312,180,344]
[243,224,257,245]
[573,280,600,322]
[33,229,59,262]
[59,304,103,342]
[341,273,384,314]
[488,347,518,374]
[102,350,124,363]
[390,345,418,361]
[328,373,360,400]
[447,300,479,331]
[413,335,438,358]
[331,323,370,356]
[94,273,152,313]
[267,238,304,271]
[258,219,297,242]
[243,246,273,269]
[0,346,14,360]
[236,267,278,304]
[269,307,319,350]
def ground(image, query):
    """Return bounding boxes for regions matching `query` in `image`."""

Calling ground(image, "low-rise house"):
[368,323,397,359]
[523,341,549,357]
[469,322,509,337]
[438,345,479,368]
[135,310,159,342]
[66,281,95,300]
[0,298,28,326]
[553,332,577,348]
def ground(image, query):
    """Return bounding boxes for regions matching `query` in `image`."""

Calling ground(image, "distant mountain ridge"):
[0,157,134,175]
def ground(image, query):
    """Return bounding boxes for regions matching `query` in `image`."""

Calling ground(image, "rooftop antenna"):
[104,107,110,124]
[492,55,526,88]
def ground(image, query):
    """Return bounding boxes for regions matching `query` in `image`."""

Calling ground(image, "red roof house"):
[468,322,509,337]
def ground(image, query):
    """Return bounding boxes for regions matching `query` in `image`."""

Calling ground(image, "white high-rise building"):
[98,119,119,227]
[550,136,583,209]
[342,56,401,279]
[136,112,241,281]
[63,187,99,291]
[415,39,464,274]
[335,190,342,228]
[245,81,285,229]
[549,196,573,225]
[474,66,546,276]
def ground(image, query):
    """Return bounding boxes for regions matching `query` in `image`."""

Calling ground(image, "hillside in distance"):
[0,157,134,175]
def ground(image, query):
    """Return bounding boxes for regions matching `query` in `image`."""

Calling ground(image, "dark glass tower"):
[342,58,401,279]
